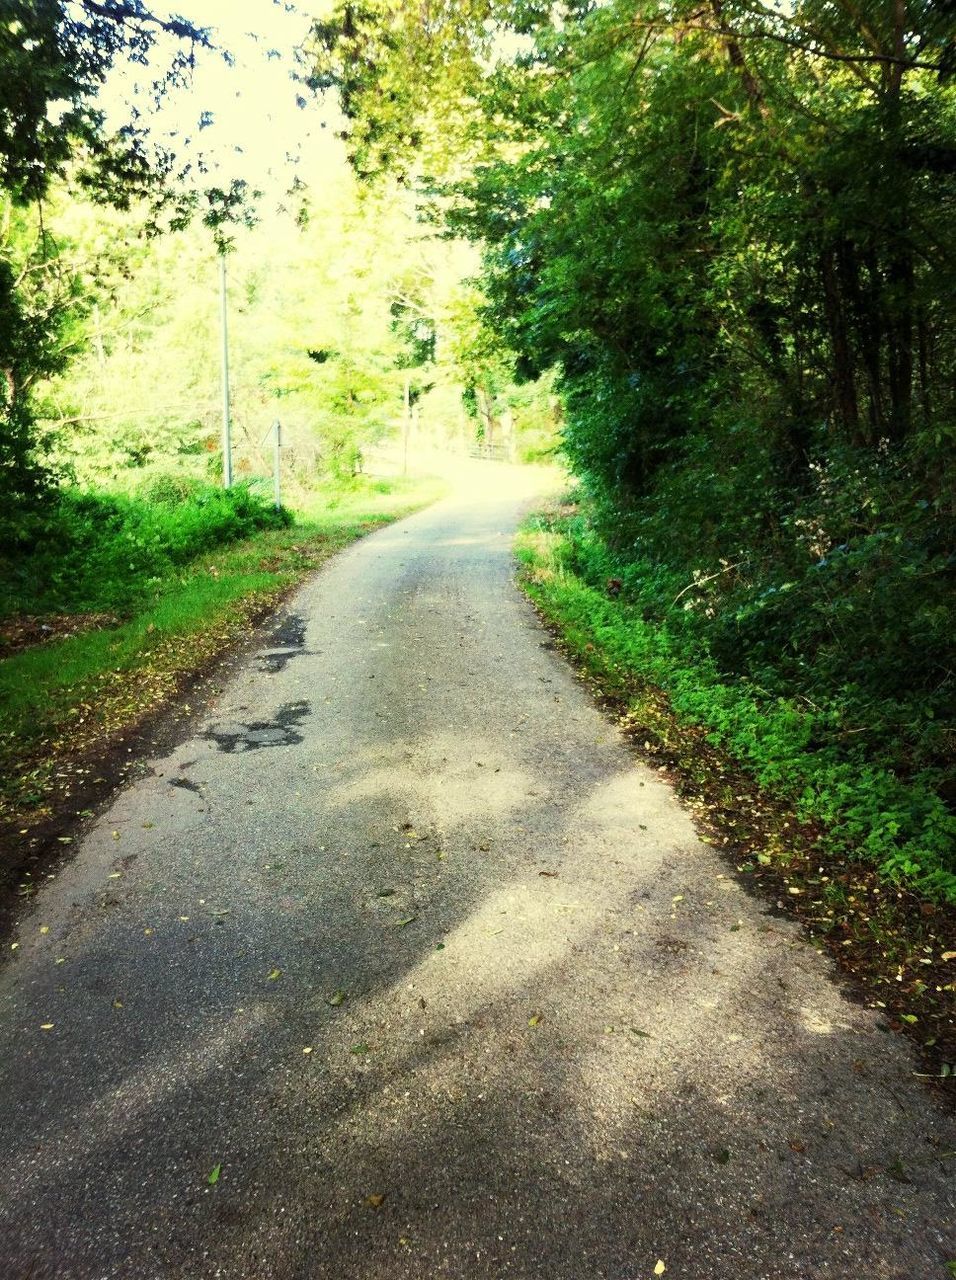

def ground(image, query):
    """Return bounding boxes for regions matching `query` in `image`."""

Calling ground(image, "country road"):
[1,469,953,1280]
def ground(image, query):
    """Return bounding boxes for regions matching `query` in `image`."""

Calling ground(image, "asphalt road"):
[1,468,953,1280]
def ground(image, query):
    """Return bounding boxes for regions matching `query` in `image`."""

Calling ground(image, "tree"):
[307,0,956,493]
[0,1,215,535]
[307,0,956,801]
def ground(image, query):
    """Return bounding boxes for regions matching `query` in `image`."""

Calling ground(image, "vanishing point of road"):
[1,468,953,1279]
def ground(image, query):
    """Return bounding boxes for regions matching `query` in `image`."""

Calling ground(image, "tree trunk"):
[820,247,860,440]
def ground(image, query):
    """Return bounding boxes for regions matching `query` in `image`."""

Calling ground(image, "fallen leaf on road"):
[528,1012,543,1027]
[267,968,282,981]
[714,1148,730,1164]
[365,1193,386,1209]
[40,1023,54,1031]
[207,1164,222,1186]
[538,871,558,878]
[630,1028,652,1038]
[350,1043,370,1055]
[303,1047,313,1055]
[654,1263,666,1277]
[328,990,346,1007]
[39,926,49,935]
[112,831,120,841]
[942,951,956,962]
[398,915,418,928]
[376,889,396,897]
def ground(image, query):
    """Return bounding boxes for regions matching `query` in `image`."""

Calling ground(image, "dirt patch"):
[0,612,121,658]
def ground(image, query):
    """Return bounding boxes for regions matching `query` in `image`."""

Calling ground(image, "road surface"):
[1,469,953,1279]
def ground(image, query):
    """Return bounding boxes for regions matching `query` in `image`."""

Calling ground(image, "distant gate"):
[467,442,512,462]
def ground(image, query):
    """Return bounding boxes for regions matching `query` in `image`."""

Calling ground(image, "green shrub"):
[519,501,956,903]
[1,482,292,616]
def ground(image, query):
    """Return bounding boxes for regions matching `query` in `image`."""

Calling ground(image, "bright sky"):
[100,0,343,197]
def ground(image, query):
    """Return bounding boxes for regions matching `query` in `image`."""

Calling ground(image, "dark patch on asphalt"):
[255,613,317,673]
[169,777,202,795]
[269,613,307,649]
[256,648,317,674]
[0,589,293,950]
[202,701,311,753]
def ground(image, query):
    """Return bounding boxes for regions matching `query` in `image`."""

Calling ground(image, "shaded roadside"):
[517,528,956,1089]
[0,489,441,943]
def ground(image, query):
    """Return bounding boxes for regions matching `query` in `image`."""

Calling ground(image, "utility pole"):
[219,250,233,488]
[403,377,411,476]
[272,419,282,510]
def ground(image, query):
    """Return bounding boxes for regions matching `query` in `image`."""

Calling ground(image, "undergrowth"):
[1,477,292,617]
[516,502,956,904]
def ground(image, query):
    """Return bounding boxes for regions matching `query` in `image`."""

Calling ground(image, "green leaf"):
[328,989,346,1006]
[398,915,418,928]
[207,1163,222,1186]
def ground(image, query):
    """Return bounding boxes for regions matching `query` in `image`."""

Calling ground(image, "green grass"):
[0,473,444,828]
[516,506,956,904]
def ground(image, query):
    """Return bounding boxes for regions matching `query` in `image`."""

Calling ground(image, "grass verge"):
[516,502,955,1085]
[0,475,444,912]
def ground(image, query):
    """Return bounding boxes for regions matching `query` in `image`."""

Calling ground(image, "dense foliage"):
[314,0,956,889]
[0,1,218,522]
[1,479,290,617]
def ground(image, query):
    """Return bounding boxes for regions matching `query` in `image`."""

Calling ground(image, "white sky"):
[99,0,344,197]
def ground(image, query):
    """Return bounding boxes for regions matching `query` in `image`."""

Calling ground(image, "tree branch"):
[80,0,212,46]
[648,17,943,74]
